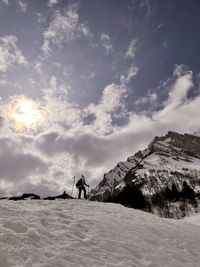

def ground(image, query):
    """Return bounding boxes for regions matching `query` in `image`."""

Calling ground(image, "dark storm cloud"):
[36,130,152,170]
[36,132,63,156]
[0,138,49,181]
[37,132,112,166]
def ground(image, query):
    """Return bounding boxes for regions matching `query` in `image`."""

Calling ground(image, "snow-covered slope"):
[90,131,200,218]
[184,213,200,227]
[0,200,200,267]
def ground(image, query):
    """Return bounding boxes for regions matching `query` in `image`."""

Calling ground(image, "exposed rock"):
[3,191,73,201]
[44,191,72,200]
[9,193,40,201]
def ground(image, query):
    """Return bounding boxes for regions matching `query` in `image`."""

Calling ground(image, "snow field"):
[0,200,200,267]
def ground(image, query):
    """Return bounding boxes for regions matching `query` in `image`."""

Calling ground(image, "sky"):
[0,0,200,196]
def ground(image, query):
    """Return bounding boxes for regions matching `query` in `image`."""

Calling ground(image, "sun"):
[13,99,41,126]
[5,95,44,131]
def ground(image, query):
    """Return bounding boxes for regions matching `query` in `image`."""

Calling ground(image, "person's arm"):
[83,179,89,187]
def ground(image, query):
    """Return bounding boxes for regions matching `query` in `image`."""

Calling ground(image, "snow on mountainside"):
[193,131,200,137]
[90,131,200,218]
[1,200,200,267]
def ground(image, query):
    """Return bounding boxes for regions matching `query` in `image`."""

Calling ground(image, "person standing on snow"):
[76,175,89,199]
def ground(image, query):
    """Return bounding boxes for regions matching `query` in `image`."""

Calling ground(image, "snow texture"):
[0,200,200,267]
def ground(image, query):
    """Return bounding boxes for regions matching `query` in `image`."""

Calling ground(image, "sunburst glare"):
[5,95,44,131]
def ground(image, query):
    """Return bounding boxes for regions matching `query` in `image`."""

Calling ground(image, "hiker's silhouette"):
[76,175,89,199]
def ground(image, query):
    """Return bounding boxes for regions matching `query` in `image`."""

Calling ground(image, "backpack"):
[76,179,82,188]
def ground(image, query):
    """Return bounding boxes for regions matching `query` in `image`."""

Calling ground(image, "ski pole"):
[87,186,89,199]
[71,176,75,198]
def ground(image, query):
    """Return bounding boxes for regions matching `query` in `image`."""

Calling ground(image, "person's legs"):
[83,186,87,199]
[78,188,82,199]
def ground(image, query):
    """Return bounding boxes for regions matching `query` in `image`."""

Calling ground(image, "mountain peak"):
[90,131,200,218]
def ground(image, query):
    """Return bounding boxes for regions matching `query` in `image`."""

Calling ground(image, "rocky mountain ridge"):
[89,131,200,218]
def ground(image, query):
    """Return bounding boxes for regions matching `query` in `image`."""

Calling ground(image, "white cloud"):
[125,39,137,59]
[79,23,93,39]
[100,33,112,54]
[135,92,157,106]
[34,61,43,74]
[42,4,79,55]
[140,0,151,17]
[36,13,46,24]
[155,70,194,121]
[80,72,95,80]
[48,0,58,7]
[42,3,93,56]
[16,0,27,13]
[0,35,27,72]
[120,64,138,85]
[0,79,7,85]
[2,0,9,5]
[0,79,21,88]
[97,83,127,114]
[41,76,82,130]
[155,23,163,31]
[173,64,187,77]
[84,83,127,134]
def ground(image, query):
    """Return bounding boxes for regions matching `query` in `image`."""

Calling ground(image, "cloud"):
[36,13,46,24]
[0,79,22,99]
[100,33,112,54]
[173,64,187,77]
[42,4,79,55]
[2,0,9,5]
[79,23,93,39]
[162,70,193,111]
[0,116,4,127]
[125,39,137,59]
[0,35,27,72]
[34,61,43,74]
[80,72,95,80]
[0,134,52,196]
[154,69,194,125]
[135,92,157,106]
[16,0,27,13]
[48,0,58,7]
[155,23,163,31]
[41,76,82,130]
[83,83,127,134]
[140,0,151,17]
[35,117,157,190]
[0,138,48,182]
[0,79,21,88]
[120,64,138,85]
[41,3,93,56]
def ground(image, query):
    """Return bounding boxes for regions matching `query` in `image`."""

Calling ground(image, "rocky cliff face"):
[89,131,200,218]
